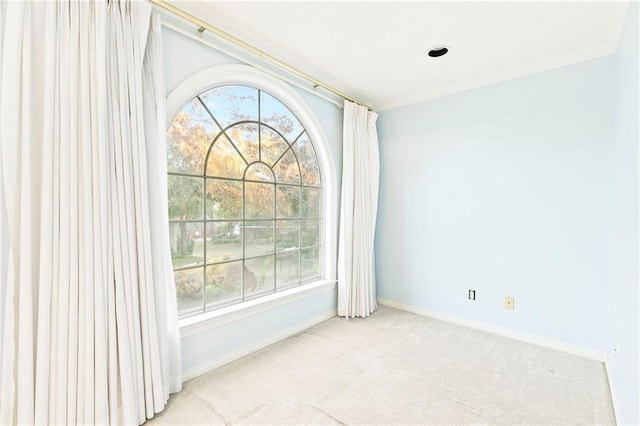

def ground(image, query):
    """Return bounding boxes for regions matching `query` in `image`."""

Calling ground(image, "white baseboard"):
[377,298,607,362]
[604,356,620,425]
[181,309,337,383]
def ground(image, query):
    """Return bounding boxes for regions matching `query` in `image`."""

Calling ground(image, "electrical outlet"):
[504,296,514,310]
[613,343,619,359]
[468,289,476,300]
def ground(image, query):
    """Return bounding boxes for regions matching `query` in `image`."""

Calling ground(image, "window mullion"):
[298,182,302,286]
[242,180,246,302]
[258,90,262,163]
[273,180,276,292]
[202,177,207,314]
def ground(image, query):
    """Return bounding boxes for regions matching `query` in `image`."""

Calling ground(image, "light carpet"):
[147,305,615,425]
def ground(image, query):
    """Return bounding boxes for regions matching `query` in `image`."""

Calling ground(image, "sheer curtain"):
[0,2,181,424]
[338,100,380,318]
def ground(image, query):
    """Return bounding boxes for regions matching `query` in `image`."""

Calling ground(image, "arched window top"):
[165,67,334,318]
[167,85,321,188]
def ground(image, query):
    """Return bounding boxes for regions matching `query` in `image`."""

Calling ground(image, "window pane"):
[206,262,242,307]
[168,85,325,318]
[245,182,274,219]
[206,136,246,179]
[301,187,321,218]
[228,123,259,164]
[174,268,203,315]
[261,126,290,167]
[245,162,274,182]
[206,222,242,263]
[273,149,300,184]
[276,251,300,290]
[260,91,303,143]
[199,86,258,129]
[167,98,219,175]
[206,179,242,220]
[301,220,320,248]
[168,175,203,221]
[301,248,320,282]
[276,220,299,251]
[245,220,274,257]
[276,185,300,218]
[170,222,204,269]
[245,256,274,297]
[292,133,321,186]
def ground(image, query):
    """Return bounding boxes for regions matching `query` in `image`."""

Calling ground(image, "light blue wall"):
[607,3,640,424]
[376,56,615,352]
[162,27,343,376]
[181,287,336,374]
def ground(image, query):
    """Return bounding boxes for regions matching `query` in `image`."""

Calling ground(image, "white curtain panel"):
[142,11,183,396]
[0,2,181,424]
[338,101,380,318]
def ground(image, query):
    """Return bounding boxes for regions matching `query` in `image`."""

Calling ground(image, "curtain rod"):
[147,0,371,110]
[161,21,345,108]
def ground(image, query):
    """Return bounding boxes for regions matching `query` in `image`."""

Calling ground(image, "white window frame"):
[166,64,338,332]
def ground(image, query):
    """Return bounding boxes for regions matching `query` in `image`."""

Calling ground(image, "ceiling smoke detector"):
[428,46,449,58]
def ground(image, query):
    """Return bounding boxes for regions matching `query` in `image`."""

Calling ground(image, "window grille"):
[167,85,322,317]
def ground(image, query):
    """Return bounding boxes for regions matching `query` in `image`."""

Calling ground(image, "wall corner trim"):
[377,298,607,362]
[604,355,621,425]
[181,308,337,383]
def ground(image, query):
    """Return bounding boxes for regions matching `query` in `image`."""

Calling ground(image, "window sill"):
[179,280,337,338]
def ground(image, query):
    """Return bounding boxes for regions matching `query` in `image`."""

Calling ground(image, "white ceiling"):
[170,1,629,111]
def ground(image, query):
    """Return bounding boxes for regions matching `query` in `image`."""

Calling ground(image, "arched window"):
[167,83,324,317]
